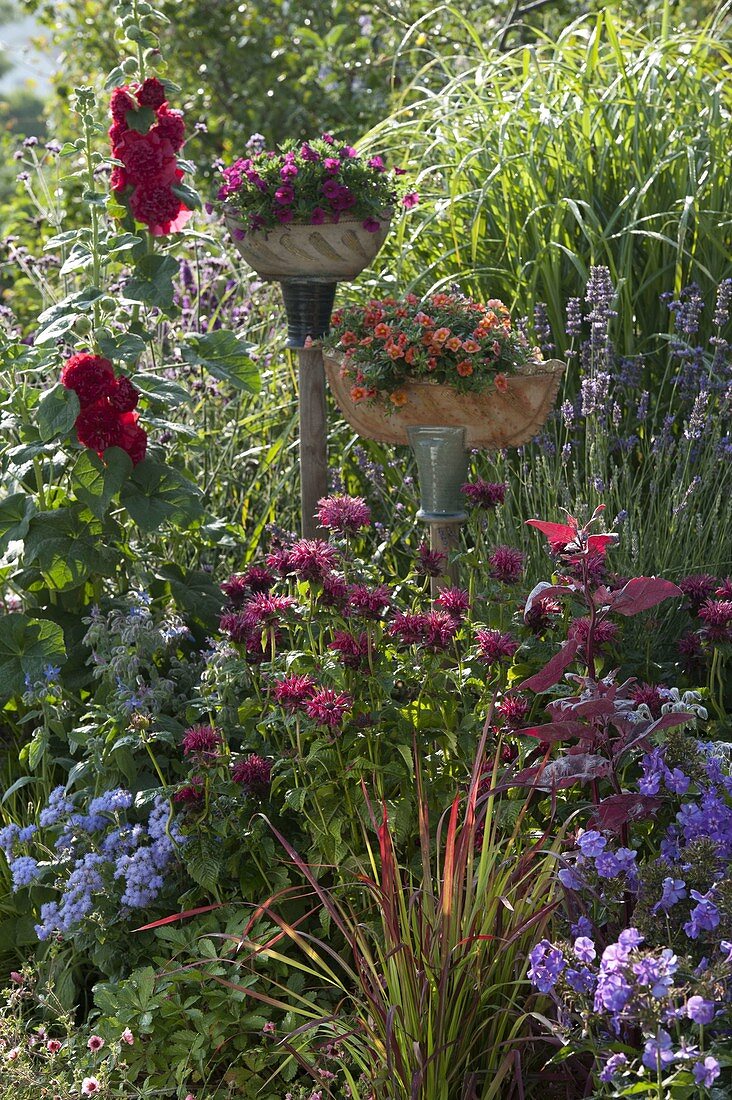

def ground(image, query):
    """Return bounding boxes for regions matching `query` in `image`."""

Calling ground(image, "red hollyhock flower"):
[114,129,176,186]
[110,165,128,193]
[110,86,135,124]
[152,105,186,152]
[135,76,167,109]
[108,376,140,413]
[130,182,191,236]
[75,401,122,452]
[61,353,116,407]
[117,412,147,465]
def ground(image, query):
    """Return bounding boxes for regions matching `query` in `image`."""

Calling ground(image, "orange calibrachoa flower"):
[324,290,541,409]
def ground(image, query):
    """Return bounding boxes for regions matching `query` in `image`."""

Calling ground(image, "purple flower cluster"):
[9,787,185,941]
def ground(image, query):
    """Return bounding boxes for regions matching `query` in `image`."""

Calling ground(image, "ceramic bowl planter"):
[225,213,392,348]
[224,213,392,280]
[323,354,566,448]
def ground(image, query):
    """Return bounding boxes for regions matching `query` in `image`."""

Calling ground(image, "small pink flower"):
[402,191,419,209]
[87,1035,105,1052]
[46,1039,62,1054]
[310,206,328,224]
[6,1046,20,1061]
[121,1028,134,1045]
[362,217,381,233]
[81,1078,101,1096]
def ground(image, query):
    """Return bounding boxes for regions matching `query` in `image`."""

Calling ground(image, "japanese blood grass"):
[367,6,732,359]
[203,726,565,1100]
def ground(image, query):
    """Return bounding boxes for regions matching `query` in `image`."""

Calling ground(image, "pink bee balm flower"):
[348,583,391,619]
[182,724,222,760]
[273,673,316,713]
[461,480,507,509]
[569,617,620,650]
[87,1035,105,1052]
[497,693,530,728]
[289,539,338,582]
[329,630,370,669]
[305,688,353,728]
[489,545,525,584]
[435,586,471,620]
[81,1078,101,1095]
[231,754,272,792]
[416,543,447,577]
[476,629,519,666]
[317,494,371,534]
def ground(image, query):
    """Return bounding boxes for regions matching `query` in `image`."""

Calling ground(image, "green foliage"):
[370,8,732,356]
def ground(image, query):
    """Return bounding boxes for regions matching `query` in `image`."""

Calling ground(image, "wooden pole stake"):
[297,346,329,538]
[428,519,462,598]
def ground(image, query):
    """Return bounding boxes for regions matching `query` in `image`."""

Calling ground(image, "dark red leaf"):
[647,711,694,734]
[525,519,577,544]
[516,720,588,743]
[591,793,661,832]
[607,576,683,616]
[518,637,581,693]
[512,753,609,790]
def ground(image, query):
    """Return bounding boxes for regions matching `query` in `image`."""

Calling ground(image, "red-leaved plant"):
[506,506,690,833]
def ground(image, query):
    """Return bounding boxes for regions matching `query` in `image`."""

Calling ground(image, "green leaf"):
[72,447,133,518]
[35,288,105,344]
[104,233,144,255]
[0,614,66,700]
[181,331,261,393]
[120,459,203,533]
[37,384,80,442]
[125,105,156,132]
[123,255,179,310]
[171,180,201,210]
[158,564,224,625]
[0,493,36,555]
[133,373,192,406]
[24,507,117,590]
[97,331,147,364]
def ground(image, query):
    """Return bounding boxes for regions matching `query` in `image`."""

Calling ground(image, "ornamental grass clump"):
[325,291,541,406]
[216,134,414,231]
[198,732,565,1100]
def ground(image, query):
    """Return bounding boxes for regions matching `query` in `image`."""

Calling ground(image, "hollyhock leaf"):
[104,233,144,254]
[37,383,81,441]
[23,508,115,590]
[97,332,148,363]
[35,288,105,344]
[120,460,203,532]
[519,638,580,692]
[525,519,577,544]
[171,180,201,210]
[103,66,126,91]
[0,493,36,555]
[132,373,192,407]
[59,246,93,275]
[591,793,661,832]
[608,576,683,616]
[72,447,133,519]
[125,105,156,133]
[123,254,179,310]
[516,720,588,743]
[158,564,224,626]
[181,331,261,394]
[0,614,66,700]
